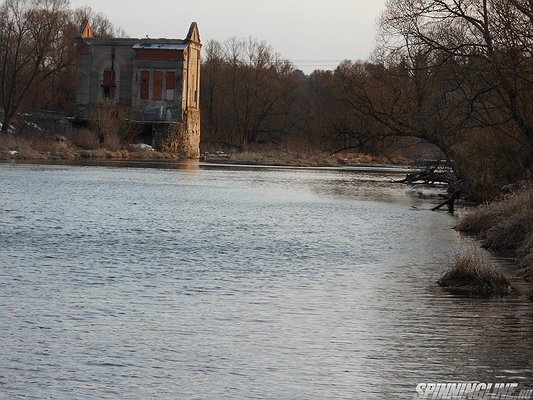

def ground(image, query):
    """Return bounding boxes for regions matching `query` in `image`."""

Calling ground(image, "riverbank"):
[451,184,533,299]
[202,150,401,168]
[0,134,186,161]
[0,133,402,167]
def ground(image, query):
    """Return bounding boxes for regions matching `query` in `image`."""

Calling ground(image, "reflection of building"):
[75,22,201,157]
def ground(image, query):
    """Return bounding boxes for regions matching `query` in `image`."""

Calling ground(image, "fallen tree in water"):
[396,161,455,186]
[400,166,533,299]
[396,160,469,213]
[431,190,462,213]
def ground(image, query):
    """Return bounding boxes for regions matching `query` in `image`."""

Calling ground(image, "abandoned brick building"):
[75,22,201,157]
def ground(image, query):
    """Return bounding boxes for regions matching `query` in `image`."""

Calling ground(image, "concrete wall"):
[75,39,138,115]
[182,44,201,112]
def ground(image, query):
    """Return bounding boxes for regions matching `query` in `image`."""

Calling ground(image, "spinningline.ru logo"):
[413,382,533,399]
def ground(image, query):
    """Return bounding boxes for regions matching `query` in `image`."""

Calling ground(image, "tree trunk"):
[1,115,10,133]
[432,190,462,213]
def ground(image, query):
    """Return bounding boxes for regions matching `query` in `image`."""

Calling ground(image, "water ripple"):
[1,163,531,399]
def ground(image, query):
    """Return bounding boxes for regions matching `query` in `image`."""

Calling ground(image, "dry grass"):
[517,234,533,272]
[438,253,513,297]
[206,150,390,167]
[457,185,533,236]
[0,130,190,161]
[72,128,100,150]
[0,132,78,160]
[456,184,533,272]
[89,102,141,149]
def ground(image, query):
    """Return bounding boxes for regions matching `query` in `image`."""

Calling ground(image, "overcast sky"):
[68,0,388,73]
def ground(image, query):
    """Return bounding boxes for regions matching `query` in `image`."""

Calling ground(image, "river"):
[1,161,531,399]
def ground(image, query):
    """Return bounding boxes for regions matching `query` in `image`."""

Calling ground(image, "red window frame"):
[153,71,163,100]
[166,72,175,91]
[140,70,149,100]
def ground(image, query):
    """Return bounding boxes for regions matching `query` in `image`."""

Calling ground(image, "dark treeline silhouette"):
[366,0,532,200]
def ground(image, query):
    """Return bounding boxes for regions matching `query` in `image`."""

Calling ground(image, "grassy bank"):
[456,184,533,271]
[445,184,533,298]
[203,150,402,167]
[0,133,188,161]
[0,133,402,167]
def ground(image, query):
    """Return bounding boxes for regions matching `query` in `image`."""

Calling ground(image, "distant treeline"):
[200,38,409,159]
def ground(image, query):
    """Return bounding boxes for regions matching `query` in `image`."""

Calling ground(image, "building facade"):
[75,22,201,157]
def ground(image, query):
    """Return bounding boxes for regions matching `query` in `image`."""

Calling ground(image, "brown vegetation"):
[204,149,389,167]
[0,131,392,167]
[456,184,533,270]
[0,0,73,132]
[438,253,513,297]
[454,184,533,300]
[0,130,78,159]
[201,1,533,200]
[200,38,426,162]
[89,102,141,150]
[71,128,100,150]
[334,0,532,201]
[0,131,183,161]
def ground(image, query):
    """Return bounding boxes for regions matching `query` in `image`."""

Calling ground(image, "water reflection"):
[1,162,531,400]
[5,158,202,171]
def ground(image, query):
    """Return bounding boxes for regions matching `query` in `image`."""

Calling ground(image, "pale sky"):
[68,0,388,73]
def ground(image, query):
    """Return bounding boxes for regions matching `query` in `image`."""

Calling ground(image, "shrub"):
[89,102,141,150]
[72,128,100,150]
[0,131,78,159]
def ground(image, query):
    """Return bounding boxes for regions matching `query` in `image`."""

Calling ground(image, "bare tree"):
[201,37,301,149]
[201,40,226,146]
[378,0,533,162]
[330,0,533,198]
[70,6,126,38]
[0,0,72,133]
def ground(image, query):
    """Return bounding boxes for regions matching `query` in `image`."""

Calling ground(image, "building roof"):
[132,43,188,50]
[77,22,200,47]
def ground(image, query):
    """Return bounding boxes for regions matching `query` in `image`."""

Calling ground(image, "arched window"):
[102,70,117,99]
[102,70,116,99]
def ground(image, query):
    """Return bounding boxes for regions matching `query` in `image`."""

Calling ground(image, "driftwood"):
[432,190,462,213]
[396,161,469,213]
[395,161,454,185]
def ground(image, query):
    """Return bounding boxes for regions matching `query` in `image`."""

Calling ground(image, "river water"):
[1,161,531,399]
